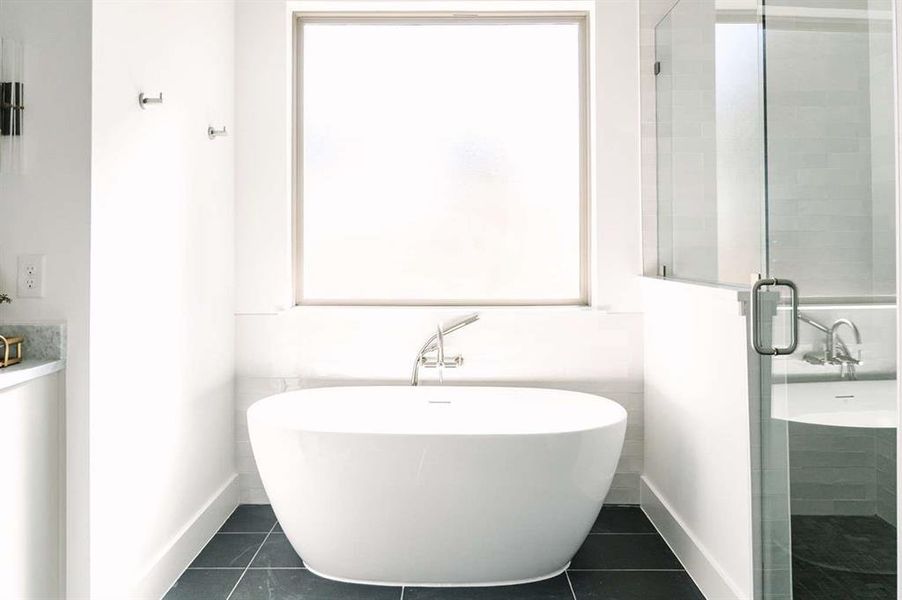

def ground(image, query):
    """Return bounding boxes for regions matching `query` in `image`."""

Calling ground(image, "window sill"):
[289,303,596,312]
[235,303,604,317]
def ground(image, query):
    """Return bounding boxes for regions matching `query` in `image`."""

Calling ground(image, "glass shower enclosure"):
[655,1,897,598]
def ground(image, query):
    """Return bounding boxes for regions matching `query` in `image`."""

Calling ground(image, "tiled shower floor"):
[792,515,897,600]
[165,505,705,600]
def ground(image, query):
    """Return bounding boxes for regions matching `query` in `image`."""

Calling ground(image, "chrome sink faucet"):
[799,313,862,380]
[410,313,480,386]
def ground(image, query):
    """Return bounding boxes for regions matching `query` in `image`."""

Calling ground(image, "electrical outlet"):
[17,254,45,298]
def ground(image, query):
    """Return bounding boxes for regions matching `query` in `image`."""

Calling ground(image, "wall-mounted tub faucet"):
[410,313,480,386]
[828,319,862,380]
[799,313,862,380]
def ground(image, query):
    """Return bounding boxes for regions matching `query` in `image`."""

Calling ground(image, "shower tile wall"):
[766,20,895,298]
[789,423,896,525]
[654,1,719,282]
[789,422,878,516]
[639,0,667,277]
[875,428,896,525]
[867,2,896,296]
[641,0,765,285]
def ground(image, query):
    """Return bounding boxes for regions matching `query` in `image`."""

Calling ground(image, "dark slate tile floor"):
[164,505,705,600]
[791,515,897,600]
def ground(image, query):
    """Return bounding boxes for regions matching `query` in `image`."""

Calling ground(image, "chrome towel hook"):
[207,125,227,140]
[138,92,163,109]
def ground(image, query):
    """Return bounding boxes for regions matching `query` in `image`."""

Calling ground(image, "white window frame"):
[291,1,594,307]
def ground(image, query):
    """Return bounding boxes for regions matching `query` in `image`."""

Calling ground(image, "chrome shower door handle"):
[750,277,799,356]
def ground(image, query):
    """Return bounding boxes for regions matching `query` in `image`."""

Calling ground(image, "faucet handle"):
[421,356,463,368]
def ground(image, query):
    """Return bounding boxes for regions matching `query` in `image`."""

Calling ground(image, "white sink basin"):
[772,379,897,428]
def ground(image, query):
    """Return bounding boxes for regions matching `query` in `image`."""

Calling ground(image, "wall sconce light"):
[1,81,24,136]
[0,37,24,173]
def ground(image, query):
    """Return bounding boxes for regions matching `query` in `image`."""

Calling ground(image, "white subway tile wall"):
[766,20,896,298]
[641,0,766,285]
[875,428,896,525]
[643,2,896,297]
[639,0,674,276]
[234,311,645,505]
[788,423,896,524]
[789,422,880,516]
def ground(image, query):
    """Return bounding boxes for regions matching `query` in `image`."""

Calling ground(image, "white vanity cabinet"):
[0,365,65,599]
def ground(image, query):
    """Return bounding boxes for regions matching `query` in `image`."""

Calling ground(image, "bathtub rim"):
[247,384,628,437]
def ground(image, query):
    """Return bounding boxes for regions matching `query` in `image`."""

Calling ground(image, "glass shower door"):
[653,1,897,597]
[758,1,898,598]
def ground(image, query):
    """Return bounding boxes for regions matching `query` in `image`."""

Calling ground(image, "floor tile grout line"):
[185,566,308,571]
[225,520,278,600]
[565,570,578,600]
[566,568,687,572]
[400,586,405,600]
[588,532,658,535]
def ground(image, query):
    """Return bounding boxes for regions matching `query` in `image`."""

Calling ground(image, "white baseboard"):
[135,474,239,600]
[640,476,747,600]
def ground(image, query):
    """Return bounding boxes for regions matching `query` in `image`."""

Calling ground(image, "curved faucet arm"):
[420,313,481,354]
[799,314,860,357]
[830,319,862,344]
[828,318,861,360]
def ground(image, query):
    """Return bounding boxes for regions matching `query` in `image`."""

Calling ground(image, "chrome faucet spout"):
[829,319,861,347]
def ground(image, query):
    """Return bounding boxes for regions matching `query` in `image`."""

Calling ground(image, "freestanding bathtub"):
[247,386,627,587]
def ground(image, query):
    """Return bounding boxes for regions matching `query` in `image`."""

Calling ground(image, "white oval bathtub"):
[248,386,627,587]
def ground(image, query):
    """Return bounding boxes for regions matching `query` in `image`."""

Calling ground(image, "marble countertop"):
[0,359,66,392]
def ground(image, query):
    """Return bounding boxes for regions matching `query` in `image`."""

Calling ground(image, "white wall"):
[233,0,645,503]
[0,2,92,596]
[90,1,236,597]
[642,277,753,600]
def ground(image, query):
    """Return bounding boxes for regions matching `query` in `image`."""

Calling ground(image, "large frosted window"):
[298,18,586,305]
